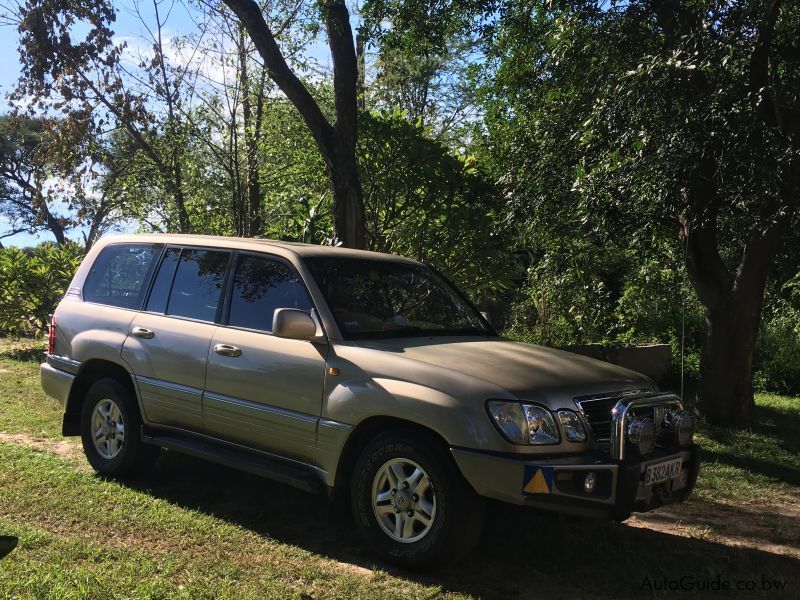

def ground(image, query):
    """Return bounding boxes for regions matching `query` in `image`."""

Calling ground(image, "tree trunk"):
[171,164,190,233]
[356,32,366,111]
[682,205,786,428]
[45,214,67,246]
[223,0,367,249]
[83,196,110,251]
[329,149,366,249]
[39,198,67,246]
[239,28,264,238]
[698,300,759,427]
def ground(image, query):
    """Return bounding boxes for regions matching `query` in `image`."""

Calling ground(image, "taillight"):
[47,314,57,355]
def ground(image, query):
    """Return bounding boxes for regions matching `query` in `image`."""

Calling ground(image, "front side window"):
[304,257,492,339]
[83,244,162,309]
[165,249,231,322]
[228,254,312,332]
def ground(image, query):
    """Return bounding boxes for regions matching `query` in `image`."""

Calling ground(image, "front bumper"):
[451,444,700,521]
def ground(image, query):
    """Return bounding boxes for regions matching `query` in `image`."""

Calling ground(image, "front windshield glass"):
[304,257,493,340]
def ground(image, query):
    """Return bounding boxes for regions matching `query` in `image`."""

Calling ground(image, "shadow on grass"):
[757,404,800,448]
[123,451,799,600]
[698,404,800,485]
[0,341,45,363]
[700,448,800,486]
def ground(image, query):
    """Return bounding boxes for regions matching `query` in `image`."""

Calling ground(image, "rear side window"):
[83,244,162,309]
[165,249,231,322]
[228,254,312,332]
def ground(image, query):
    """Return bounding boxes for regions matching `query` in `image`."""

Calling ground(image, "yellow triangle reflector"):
[523,468,551,495]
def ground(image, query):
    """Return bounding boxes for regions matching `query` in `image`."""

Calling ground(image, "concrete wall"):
[560,344,673,385]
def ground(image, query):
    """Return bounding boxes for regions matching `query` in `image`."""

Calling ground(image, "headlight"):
[487,401,559,445]
[627,416,657,456]
[557,410,587,442]
[663,410,693,447]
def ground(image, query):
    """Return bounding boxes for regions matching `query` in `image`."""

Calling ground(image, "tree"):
[9,0,368,247]
[0,115,74,245]
[9,0,209,233]
[359,110,516,293]
[361,0,486,144]
[223,0,367,248]
[480,0,800,427]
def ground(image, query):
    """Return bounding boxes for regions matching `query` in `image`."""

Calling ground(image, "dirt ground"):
[629,495,800,559]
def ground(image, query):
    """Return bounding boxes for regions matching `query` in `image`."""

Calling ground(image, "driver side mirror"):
[273,308,327,343]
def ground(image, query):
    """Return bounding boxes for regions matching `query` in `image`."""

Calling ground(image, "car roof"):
[94,233,421,264]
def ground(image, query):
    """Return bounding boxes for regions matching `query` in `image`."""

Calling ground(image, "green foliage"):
[256,100,332,243]
[359,109,518,295]
[755,299,800,395]
[0,243,83,335]
[477,0,800,408]
[506,244,629,347]
[4,0,800,407]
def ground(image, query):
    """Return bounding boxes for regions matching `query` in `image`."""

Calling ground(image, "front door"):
[203,252,327,462]
[122,246,231,431]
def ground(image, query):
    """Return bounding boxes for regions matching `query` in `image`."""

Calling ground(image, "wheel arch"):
[63,359,139,436]
[331,416,455,504]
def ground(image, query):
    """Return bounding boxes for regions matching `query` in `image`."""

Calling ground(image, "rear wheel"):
[351,429,484,569]
[80,377,159,478]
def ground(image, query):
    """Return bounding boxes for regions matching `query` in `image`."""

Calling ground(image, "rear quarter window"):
[83,244,162,309]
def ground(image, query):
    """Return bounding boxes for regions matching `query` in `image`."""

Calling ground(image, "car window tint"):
[83,244,162,309]
[228,255,312,332]
[166,249,230,322]
[304,257,490,339]
[145,247,180,313]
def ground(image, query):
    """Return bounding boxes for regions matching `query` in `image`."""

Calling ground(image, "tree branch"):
[221,0,335,156]
[323,0,358,150]
[749,0,782,130]
[679,154,733,309]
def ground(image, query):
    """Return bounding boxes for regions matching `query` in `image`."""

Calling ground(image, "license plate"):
[644,458,682,486]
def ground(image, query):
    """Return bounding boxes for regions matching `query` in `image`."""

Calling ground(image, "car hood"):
[354,336,652,401]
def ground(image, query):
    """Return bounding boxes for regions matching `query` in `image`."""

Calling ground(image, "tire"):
[351,428,484,570]
[80,377,160,478]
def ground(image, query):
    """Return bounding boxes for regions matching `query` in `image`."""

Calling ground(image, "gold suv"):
[41,234,699,568]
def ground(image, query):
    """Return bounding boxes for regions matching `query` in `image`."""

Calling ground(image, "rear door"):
[203,252,327,461]
[122,246,232,431]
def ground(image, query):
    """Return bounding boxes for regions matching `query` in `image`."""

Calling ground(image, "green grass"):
[0,338,61,439]
[693,393,800,504]
[1,339,798,599]
[0,444,410,600]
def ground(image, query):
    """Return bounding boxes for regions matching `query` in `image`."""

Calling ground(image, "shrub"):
[754,303,800,396]
[0,243,84,336]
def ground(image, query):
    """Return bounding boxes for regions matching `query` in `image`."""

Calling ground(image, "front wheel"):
[80,377,160,478]
[351,429,484,569]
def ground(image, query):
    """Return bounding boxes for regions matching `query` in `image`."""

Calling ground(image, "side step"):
[142,432,324,494]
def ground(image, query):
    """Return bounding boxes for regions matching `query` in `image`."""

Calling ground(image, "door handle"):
[131,326,154,339]
[214,343,242,357]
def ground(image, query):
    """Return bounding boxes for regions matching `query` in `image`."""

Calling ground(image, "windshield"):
[304,257,494,340]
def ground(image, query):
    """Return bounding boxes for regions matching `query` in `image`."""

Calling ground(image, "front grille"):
[575,389,646,444]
